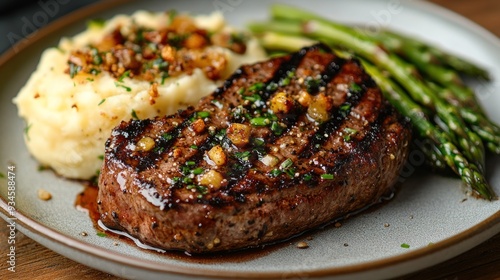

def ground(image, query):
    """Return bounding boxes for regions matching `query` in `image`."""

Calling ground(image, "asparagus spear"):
[373,31,487,114]
[379,30,491,81]
[429,82,500,154]
[361,60,495,200]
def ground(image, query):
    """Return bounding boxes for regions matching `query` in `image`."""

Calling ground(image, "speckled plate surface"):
[1,0,499,279]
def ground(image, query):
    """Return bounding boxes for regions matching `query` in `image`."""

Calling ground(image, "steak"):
[97,44,412,253]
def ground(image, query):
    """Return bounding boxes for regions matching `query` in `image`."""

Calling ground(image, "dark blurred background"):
[0,0,99,54]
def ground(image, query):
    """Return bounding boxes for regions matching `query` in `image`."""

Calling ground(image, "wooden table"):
[1,0,499,279]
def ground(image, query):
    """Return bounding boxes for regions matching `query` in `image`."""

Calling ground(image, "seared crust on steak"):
[97,44,411,253]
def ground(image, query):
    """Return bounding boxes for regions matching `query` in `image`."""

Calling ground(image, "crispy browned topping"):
[66,12,250,82]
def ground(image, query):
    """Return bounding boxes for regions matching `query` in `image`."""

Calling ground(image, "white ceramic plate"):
[1,0,499,279]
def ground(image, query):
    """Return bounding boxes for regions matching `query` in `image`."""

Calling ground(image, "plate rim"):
[1,0,500,278]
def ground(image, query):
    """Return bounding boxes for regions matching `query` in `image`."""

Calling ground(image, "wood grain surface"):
[1,0,499,279]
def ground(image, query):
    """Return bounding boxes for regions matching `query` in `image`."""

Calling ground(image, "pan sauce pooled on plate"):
[14,10,266,180]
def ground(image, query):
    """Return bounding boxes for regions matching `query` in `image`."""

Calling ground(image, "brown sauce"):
[74,183,289,263]
[75,182,399,264]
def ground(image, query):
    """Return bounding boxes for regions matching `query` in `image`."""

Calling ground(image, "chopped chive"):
[250,117,270,126]
[321,173,334,180]
[340,103,351,112]
[280,77,291,86]
[253,138,265,146]
[248,82,264,92]
[305,76,321,93]
[211,100,223,109]
[349,82,362,93]
[87,18,106,29]
[192,167,204,175]
[284,168,296,178]
[237,87,246,95]
[303,174,312,181]
[186,161,196,166]
[196,185,208,194]
[235,151,251,160]
[118,70,131,82]
[69,63,81,78]
[24,123,32,141]
[96,232,107,237]
[196,111,211,119]
[270,121,284,135]
[97,155,104,160]
[98,99,106,106]
[162,133,174,141]
[343,128,358,141]
[243,94,261,102]
[161,72,169,85]
[90,68,101,76]
[131,109,139,120]
[269,169,282,177]
[266,82,278,91]
[401,243,410,249]
[280,158,293,170]
[86,77,94,82]
[115,82,132,92]
[190,145,198,149]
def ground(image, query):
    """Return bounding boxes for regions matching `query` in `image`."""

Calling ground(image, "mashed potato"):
[14,11,266,180]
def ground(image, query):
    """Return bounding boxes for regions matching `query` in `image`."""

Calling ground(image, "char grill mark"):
[223,45,333,192]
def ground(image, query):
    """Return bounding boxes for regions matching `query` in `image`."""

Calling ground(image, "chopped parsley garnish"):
[118,70,131,82]
[191,111,210,121]
[211,100,223,109]
[131,109,139,120]
[190,145,198,149]
[252,138,265,146]
[401,243,410,249]
[349,82,362,93]
[343,128,358,141]
[234,151,251,160]
[69,63,82,78]
[321,173,334,180]
[270,121,284,135]
[269,169,282,177]
[162,132,175,141]
[279,70,295,86]
[115,82,132,92]
[248,82,265,92]
[250,117,270,126]
[243,94,261,102]
[304,76,321,93]
[303,174,312,181]
[280,158,293,170]
[90,47,102,65]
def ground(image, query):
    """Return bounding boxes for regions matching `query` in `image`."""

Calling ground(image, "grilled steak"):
[97,44,412,253]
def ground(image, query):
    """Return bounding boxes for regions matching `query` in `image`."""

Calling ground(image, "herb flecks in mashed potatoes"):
[14,10,266,180]
[68,12,250,83]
